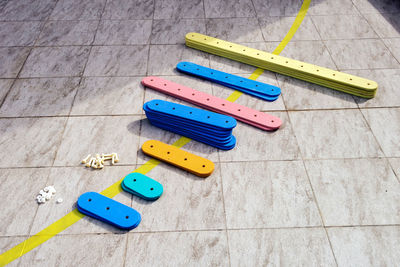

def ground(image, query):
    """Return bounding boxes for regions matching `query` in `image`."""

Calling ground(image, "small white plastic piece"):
[86,157,94,167]
[112,153,119,163]
[81,154,92,164]
[56,198,63,204]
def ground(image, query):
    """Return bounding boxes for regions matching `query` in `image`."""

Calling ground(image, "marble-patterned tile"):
[0,236,26,266]
[147,44,209,75]
[126,231,229,266]
[364,13,400,38]
[352,0,400,14]
[129,163,225,231]
[308,0,359,15]
[20,46,90,78]
[0,0,10,12]
[0,78,14,103]
[0,21,42,46]
[305,158,400,226]
[0,117,67,167]
[206,18,264,43]
[324,39,400,70]
[211,70,286,111]
[311,14,377,40]
[18,234,127,266]
[251,0,303,17]
[221,161,321,228]
[154,0,205,19]
[259,16,320,42]
[209,42,267,75]
[229,228,336,266]
[388,158,400,179]
[361,107,400,157]
[30,166,134,234]
[383,38,400,62]
[347,69,400,108]
[204,0,255,18]
[49,0,106,20]
[265,41,338,70]
[0,78,80,116]
[289,109,383,159]
[54,116,141,166]
[139,75,219,163]
[151,19,206,44]
[102,0,154,20]
[71,77,144,115]
[0,48,30,78]
[84,45,148,77]
[218,112,300,162]
[0,0,57,21]
[36,20,98,46]
[95,20,152,45]
[0,168,50,235]
[328,226,400,266]
[276,74,358,110]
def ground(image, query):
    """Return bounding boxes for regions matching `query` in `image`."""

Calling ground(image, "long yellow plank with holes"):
[141,140,214,178]
[185,32,378,98]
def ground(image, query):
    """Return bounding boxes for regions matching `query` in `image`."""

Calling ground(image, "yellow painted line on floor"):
[0,1,310,265]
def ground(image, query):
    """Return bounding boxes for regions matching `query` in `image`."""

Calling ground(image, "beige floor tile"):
[383,38,400,62]
[18,234,127,267]
[219,112,300,161]
[252,0,303,17]
[259,16,320,42]
[30,166,134,235]
[154,0,205,19]
[0,78,80,117]
[54,116,141,166]
[361,107,400,157]
[204,0,255,18]
[308,0,359,15]
[0,168,50,235]
[0,48,30,78]
[388,158,400,180]
[129,163,225,231]
[20,47,90,78]
[84,45,149,77]
[305,158,400,226]
[206,18,264,43]
[126,231,229,266]
[148,44,210,75]
[95,20,152,45]
[328,226,400,267]
[277,74,358,110]
[151,19,206,44]
[71,77,145,115]
[102,0,154,20]
[221,161,321,228]
[49,0,106,20]
[0,0,56,21]
[0,117,67,167]
[311,14,377,40]
[229,228,336,266]
[36,20,98,46]
[0,21,42,46]
[0,79,14,103]
[324,39,400,70]
[289,109,383,159]
[364,13,400,38]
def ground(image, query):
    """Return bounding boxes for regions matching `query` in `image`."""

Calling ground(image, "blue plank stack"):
[143,99,237,150]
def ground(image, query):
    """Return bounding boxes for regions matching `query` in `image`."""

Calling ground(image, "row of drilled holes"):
[149,145,206,168]
[194,35,371,86]
[154,102,230,123]
[87,198,130,219]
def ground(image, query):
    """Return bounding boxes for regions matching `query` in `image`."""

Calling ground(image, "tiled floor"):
[0,0,399,266]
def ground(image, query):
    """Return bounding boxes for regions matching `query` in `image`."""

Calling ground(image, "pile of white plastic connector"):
[36,186,57,204]
[81,153,119,169]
